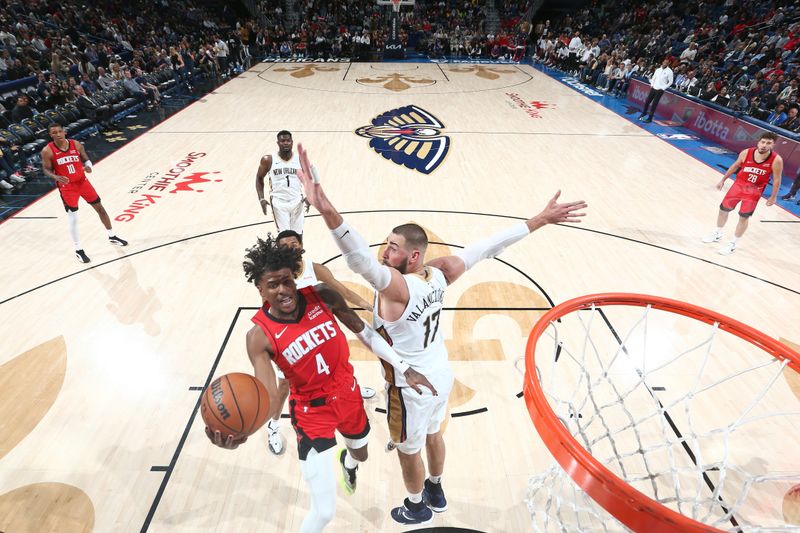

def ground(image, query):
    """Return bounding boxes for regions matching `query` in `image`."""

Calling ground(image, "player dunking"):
[297,144,587,525]
[41,123,127,263]
[207,235,436,533]
[702,132,783,255]
[264,229,377,456]
[255,130,308,234]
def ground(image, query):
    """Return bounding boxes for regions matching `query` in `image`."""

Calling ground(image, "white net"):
[525,299,800,532]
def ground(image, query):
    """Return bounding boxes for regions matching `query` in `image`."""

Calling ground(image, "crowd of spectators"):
[532,0,800,135]
[0,0,256,192]
[255,0,532,61]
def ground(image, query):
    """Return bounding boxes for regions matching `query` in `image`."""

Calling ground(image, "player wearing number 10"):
[297,143,588,526]
[41,123,127,264]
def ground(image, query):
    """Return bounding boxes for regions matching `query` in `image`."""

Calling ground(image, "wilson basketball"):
[201,373,270,439]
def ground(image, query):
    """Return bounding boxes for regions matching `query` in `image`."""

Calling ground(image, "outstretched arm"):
[316,283,437,395]
[428,190,587,285]
[297,143,408,304]
[313,262,374,311]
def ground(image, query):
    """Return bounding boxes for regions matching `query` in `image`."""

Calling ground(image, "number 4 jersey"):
[251,286,355,400]
[374,266,454,389]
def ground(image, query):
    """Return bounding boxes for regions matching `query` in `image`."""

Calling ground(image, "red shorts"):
[289,376,369,460]
[720,181,763,217]
[58,178,100,211]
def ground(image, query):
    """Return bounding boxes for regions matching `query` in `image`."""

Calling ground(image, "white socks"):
[408,491,423,504]
[107,229,115,238]
[67,211,81,250]
[428,475,441,484]
[343,450,359,470]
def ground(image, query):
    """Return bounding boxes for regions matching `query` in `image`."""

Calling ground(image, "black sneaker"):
[782,193,795,201]
[390,497,433,525]
[109,235,128,246]
[338,448,357,495]
[422,479,448,512]
[75,249,91,263]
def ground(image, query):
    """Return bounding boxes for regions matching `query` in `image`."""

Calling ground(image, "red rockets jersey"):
[48,140,85,183]
[736,148,777,193]
[251,286,354,400]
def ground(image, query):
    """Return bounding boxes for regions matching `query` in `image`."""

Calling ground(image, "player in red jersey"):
[207,234,435,533]
[41,123,127,264]
[703,131,783,255]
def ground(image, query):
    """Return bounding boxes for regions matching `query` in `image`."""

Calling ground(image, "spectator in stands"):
[779,105,800,132]
[730,90,749,113]
[680,43,697,64]
[0,133,24,189]
[700,81,718,102]
[215,36,230,77]
[96,67,116,90]
[11,95,35,122]
[74,85,114,130]
[80,73,99,96]
[133,68,161,107]
[712,86,731,107]
[767,103,787,125]
[122,68,148,102]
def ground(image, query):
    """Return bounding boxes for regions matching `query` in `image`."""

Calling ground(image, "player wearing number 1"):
[41,123,127,264]
[702,132,783,256]
[296,143,587,525]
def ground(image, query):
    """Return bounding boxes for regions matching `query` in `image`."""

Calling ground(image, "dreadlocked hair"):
[243,234,304,285]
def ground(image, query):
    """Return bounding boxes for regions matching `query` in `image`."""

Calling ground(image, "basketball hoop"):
[376,0,414,12]
[524,293,800,532]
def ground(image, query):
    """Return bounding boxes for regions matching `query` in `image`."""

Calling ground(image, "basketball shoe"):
[718,241,736,255]
[702,230,722,243]
[339,448,358,495]
[360,386,376,399]
[109,235,128,246]
[75,249,91,263]
[390,498,433,525]
[266,419,285,455]
[422,479,448,512]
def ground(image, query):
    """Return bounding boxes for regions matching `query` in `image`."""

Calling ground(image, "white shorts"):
[271,196,305,234]
[385,378,453,454]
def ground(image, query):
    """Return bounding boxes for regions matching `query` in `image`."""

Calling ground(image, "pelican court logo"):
[355,105,450,175]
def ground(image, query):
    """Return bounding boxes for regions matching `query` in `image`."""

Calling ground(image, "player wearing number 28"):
[703,131,783,256]
[296,143,588,526]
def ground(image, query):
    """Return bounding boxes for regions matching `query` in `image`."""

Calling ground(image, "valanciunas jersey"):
[736,148,777,193]
[373,266,453,388]
[269,151,302,202]
[48,140,85,183]
[251,286,353,400]
[295,258,319,289]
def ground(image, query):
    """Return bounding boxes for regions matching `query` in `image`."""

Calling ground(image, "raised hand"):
[296,143,321,209]
[403,367,438,396]
[537,190,588,225]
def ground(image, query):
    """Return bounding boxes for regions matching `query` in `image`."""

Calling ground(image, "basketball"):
[201,373,270,439]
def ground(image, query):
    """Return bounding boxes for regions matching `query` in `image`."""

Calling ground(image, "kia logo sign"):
[386,43,403,50]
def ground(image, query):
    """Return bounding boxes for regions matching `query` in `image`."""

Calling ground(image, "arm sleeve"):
[454,222,530,271]
[355,325,410,374]
[330,221,392,291]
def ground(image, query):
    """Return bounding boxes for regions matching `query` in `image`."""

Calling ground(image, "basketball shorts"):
[58,178,100,212]
[289,376,369,460]
[386,374,454,454]
[720,181,763,217]
[271,195,305,234]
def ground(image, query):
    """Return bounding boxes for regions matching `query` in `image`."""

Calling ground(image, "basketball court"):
[0,59,798,532]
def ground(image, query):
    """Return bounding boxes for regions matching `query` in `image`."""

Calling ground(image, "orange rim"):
[524,293,800,533]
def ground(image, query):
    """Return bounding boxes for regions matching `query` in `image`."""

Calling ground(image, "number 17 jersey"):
[374,266,453,388]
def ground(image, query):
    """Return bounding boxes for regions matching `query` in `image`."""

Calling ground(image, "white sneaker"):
[266,420,285,455]
[718,242,736,256]
[360,386,376,400]
[8,173,25,184]
[0,179,12,190]
[702,231,722,243]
